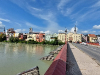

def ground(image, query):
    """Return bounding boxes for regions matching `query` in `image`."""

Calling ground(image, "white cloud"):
[40,30,51,34]
[92,31,96,33]
[92,1,100,7]
[0,18,10,22]
[57,0,69,10]
[10,0,65,33]
[0,21,5,29]
[58,30,64,33]
[93,25,100,29]
[15,22,22,27]
[81,31,88,33]
[26,22,45,30]
[15,29,26,33]
[44,30,51,34]
[31,7,42,11]
[70,27,78,33]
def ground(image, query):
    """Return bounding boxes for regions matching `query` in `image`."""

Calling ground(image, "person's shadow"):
[66,43,82,75]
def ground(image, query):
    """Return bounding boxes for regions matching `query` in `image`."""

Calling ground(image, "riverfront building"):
[45,33,58,41]
[58,25,82,42]
[26,28,45,42]
[6,28,15,41]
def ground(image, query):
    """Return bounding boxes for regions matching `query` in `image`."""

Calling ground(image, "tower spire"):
[74,25,76,34]
[4,27,5,34]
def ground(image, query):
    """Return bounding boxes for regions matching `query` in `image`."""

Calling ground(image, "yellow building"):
[88,34,97,42]
[58,33,65,42]
[58,32,82,42]
[26,34,36,41]
[13,33,19,37]
[58,25,82,42]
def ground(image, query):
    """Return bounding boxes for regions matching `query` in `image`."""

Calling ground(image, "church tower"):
[4,27,5,34]
[74,25,77,34]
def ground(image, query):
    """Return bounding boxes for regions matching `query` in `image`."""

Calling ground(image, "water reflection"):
[0,43,58,75]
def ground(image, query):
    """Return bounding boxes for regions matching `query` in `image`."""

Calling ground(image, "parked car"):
[80,42,88,46]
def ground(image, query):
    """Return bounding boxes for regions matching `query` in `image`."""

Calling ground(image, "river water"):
[0,43,58,75]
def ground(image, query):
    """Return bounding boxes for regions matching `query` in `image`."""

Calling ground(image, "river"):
[0,43,58,75]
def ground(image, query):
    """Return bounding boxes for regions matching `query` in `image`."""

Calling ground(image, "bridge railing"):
[44,42,67,75]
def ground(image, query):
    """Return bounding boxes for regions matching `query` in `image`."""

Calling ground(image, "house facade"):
[88,34,97,42]
[58,33,65,42]
[6,28,15,41]
[58,25,82,43]
[26,28,45,42]
[36,33,45,42]
[45,33,58,41]
[58,32,82,43]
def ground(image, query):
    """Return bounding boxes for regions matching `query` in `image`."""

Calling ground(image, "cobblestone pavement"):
[66,43,100,75]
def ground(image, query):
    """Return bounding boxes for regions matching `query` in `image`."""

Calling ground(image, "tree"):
[0,34,6,42]
[9,36,14,42]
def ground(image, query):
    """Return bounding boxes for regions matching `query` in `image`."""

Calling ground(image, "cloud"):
[81,31,88,33]
[15,22,22,27]
[93,25,100,29]
[92,1,100,7]
[57,0,69,10]
[10,0,66,33]
[31,7,42,11]
[70,27,78,33]
[15,29,26,33]
[0,18,10,22]
[40,30,51,34]
[26,22,45,30]
[0,21,5,29]
[92,31,96,33]
[58,30,64,33]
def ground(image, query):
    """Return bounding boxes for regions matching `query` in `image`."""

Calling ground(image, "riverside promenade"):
[67,43,100,75]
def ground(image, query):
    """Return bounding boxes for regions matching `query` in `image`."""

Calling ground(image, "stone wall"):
[17,66,40,75]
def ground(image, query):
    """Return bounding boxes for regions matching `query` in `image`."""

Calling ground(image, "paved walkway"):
[66,43,100,75]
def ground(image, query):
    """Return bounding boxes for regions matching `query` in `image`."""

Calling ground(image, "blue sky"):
[0,0,100,34]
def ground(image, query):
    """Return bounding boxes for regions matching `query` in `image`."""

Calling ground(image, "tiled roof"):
[88,34,96,37]
[0,32,3,34]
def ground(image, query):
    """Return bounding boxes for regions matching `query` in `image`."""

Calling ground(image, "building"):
[96,35,100,42]
[81,34,88,42]
[36,33,45,42]
[58,25,82,43]
[14,33,19,37]
[26,28,45,42]
[58,33,65,42]
[88,34,97,42]
[6,28,15,41]
[45,33,58,41]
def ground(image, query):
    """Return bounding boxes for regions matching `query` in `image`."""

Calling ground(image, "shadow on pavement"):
[66,43,82,75]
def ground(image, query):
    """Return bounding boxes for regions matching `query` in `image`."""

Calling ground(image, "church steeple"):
[4,27,5,34]
[74,25,76,34]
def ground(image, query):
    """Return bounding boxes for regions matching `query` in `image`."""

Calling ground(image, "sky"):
[0,0,100,34]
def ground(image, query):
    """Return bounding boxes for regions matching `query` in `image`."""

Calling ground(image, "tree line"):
[0,34,64,45]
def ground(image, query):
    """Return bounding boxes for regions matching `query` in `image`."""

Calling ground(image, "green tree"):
[0,34,6,42]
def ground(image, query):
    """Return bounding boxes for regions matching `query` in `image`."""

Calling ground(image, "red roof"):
[88,34,96,37]
[0,32,3,34]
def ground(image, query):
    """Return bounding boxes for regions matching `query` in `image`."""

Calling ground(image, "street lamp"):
[65,29,67,44]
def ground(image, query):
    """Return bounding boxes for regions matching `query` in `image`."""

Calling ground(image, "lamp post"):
[65,29,67,44]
